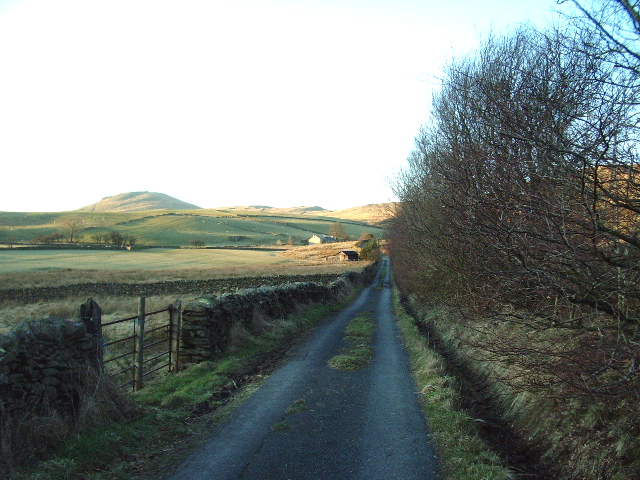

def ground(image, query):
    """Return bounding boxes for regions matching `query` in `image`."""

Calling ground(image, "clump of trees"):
[228,235,248,242]
[277,236,299,246]
[92,231,137,247]
[355,232,374,247]
[32,229,137,247]
[35,214,85,244]
[33,232,65,244]
[390,1,639,476]
[329,223,349,241]
[356,233,380,261]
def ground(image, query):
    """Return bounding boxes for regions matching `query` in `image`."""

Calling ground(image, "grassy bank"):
[8,291,359,480]
[400,295,640,479]
[391,287,513,480]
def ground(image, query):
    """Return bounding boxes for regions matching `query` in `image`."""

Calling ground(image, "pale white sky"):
[0,0,558,212]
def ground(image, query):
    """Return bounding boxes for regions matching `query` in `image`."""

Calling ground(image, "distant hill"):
[73,191,394,222]
[327,203,397,224]
[78,192,201,212]
[219,206,329,215]
[218,203,396,224]
[0,198,390,247]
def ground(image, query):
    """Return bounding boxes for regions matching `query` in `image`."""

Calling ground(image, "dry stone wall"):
[0,273,344,303]
[0,264,377,416]
[180,265,377,363]
[0,317,100,415]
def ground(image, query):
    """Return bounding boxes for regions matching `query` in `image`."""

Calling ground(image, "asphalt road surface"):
[168,258,439,480]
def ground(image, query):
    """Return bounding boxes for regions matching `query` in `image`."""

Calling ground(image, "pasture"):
[0,243,368,332]
[0,209,384,247]
[0,248,292,274]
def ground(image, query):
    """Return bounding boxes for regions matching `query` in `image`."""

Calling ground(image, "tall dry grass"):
[1,364,137,476]
[409,299,640,480]
[0,294,197,333]
[0,248,368,332]
[0,259,364,289]
[393,289,512,479]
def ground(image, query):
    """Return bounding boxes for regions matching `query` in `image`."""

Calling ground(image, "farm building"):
[338,250,359,261]
[308,234,336,244]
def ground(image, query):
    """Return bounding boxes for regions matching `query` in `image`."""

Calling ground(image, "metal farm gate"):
[80,297,182,391]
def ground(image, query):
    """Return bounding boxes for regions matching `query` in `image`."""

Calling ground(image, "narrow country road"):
[167,258,439,480]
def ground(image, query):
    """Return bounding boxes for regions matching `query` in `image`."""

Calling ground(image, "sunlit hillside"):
[0,192,389,247]
[77,191,202,212]
[325,203,397,224]
[218,203,397,225]
[0,210,384,248]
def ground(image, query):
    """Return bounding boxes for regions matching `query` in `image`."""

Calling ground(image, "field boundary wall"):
[180,265,377,363]
[0,265,376,417]
[0,316,100,415]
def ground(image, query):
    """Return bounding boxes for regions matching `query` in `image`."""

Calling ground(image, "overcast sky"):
[0,0,558,212]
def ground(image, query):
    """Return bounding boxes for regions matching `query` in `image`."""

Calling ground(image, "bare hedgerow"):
[390,7,640,478]
[391,21,639,391]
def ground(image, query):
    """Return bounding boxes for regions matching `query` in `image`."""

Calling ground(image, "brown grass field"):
[0,243,367,333]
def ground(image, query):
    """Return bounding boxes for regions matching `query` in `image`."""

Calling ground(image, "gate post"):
[169,300,182,372]
[134,296,146,391]
[78,297,103,370]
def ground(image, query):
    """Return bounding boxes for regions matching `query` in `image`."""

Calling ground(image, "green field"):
[0,248,295,274]
[0,210,383,247]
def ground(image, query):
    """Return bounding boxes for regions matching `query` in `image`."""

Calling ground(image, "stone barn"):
[338,250,359,261]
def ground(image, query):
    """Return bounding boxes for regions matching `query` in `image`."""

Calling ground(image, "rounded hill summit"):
[77,192,201,212]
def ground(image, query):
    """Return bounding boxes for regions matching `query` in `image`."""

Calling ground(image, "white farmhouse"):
[308,234,336,244]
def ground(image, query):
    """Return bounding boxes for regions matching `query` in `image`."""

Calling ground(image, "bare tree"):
[392,19,640,397]
[106,231,125,246]
[559,0,640,75]
[60,215,84,243]
[328,223,348,241]
[390,7,640,476]
[2,231,14,249]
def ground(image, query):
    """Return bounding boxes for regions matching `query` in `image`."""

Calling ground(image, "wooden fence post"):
[134,296,146,391]
[77,297,103,370]
[169,300,182,372]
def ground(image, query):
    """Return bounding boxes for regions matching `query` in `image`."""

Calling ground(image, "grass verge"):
[327,311,374,371]
[418,303,640,479]
[391,286,513,480]
[271,422,291,432]
[9,292,359,480]
[285,399,307,415]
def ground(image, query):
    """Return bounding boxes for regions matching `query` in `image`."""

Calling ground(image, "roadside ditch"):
[400,294,556,479]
